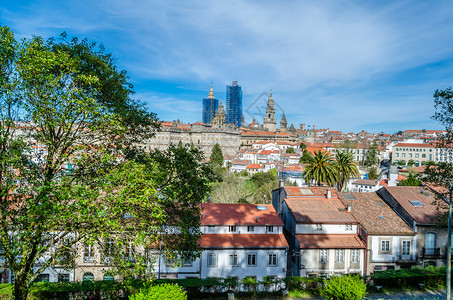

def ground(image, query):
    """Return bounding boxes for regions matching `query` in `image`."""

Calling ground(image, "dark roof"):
[382,186,445,225]
[348,192,415,235]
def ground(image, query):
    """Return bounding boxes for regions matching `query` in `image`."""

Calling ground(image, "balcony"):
[421,247,441,258]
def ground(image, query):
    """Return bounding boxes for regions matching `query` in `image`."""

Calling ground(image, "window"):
[82,272,94,282]
[408,153,412,158]
[395,153,399,157]
[425,233,436,255]
[381,240,390,252]
[415,154,419,158]
[125,241,135,262]
[228,226,237,232]
[247,226,254,232]
[320,249,328,263]
[335,249,344,263]
[103,274,114,281]
[207,253,217,267]
[247,253,257,266]
[84,243,95,263]
[402,153,406,157]
[35,274,50,282]
[268,253,278,266]
[351,249,359,263]
[315,224,323,231]
[345,224,353,231]
[183,258,193,267]
[422,154,426,158]
[402,241,411,256]
[58,274,70,282]
[208,225,215,233]
[266,226,274,232]
[103,238,114,262]
[228,254,238,267]
[166,256,175,267]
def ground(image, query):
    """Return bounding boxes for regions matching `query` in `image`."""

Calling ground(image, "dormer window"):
[315,224,323,231]
[228,226,237,232]
[266,226,274,233]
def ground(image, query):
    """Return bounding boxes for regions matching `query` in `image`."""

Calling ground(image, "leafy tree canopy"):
[0,25,209,300]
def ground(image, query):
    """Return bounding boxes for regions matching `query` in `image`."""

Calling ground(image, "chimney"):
[326,190,331,199]
[279,180,284,188]
[255,216,259,223]
[347,204,351,212]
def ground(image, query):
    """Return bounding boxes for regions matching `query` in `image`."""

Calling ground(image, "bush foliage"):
[321,275,367,300]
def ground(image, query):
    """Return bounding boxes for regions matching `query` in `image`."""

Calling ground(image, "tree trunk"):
[13,273,29,300]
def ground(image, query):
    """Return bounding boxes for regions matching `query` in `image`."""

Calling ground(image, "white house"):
[273,187,366,277]
[344,192,417,274]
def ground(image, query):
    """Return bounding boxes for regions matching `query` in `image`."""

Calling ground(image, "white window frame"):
[335,249,344,263]
[228,254,239,267]
[315,224,323,231]
[228,226,237,232]
[207,225,215,233]
[266,225,274,233]
[207,253,217,267]
[268,253,278,266]
[402,240,411,256]
[247,253,257,267]
[381,240,390,252]
[345,224,353,231]
[247,226,254,232]
[320,249,328,263]
[351,249,359,263]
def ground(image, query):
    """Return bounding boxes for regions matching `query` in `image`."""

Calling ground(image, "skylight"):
[410,201,424,207]
[343,193,355,200]
[376,200,386,207]
[256,205,268,211]
[378,215,385,220]
[300,189,314,195]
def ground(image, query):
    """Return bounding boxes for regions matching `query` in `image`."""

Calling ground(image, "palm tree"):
[335,151,359,191]
[303,150,337,186]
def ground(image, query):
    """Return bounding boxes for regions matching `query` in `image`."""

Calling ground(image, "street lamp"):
[447,184,453,299]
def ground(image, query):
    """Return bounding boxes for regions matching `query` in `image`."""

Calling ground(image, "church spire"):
[208,82,215,99]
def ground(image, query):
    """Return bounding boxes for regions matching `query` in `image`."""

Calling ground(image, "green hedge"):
[371,266,446,290]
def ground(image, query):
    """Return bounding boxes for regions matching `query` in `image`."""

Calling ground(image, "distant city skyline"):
[2,1,453,133]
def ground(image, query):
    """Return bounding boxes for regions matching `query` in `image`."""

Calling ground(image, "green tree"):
[363,142,379,166]
[407,159,416,167]
[299,149,313,164]
[286,147,295,153]
[398,160,406,166]
[368,166,379,179]
[0,26,209,300]
[210,143,223,167]
[299,142,307,150]
[334,152,359,191]
[398,173,422,186]
[302,150,337,186]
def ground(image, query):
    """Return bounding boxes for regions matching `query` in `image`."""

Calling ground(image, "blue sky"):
[2,0,453,133]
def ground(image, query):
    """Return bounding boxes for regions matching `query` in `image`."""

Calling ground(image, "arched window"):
[82,272,94,282]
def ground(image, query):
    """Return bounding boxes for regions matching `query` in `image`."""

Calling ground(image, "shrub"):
[321,275,367,300]
[129,283,187,300]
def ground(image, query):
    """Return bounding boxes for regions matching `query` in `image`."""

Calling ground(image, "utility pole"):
[447,184,452,299]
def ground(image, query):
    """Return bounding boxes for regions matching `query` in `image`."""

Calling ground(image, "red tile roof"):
[348,192,415,235]
[200,234,288,248]
[285,197,357,223]
[352,179,379,186]
[246,164,261,169]
[382,187,446,225]
[394,143,434,148]
[201,203,283,226]
[296,234,365,249]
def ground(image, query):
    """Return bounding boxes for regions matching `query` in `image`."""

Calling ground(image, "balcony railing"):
[422,247,441,258]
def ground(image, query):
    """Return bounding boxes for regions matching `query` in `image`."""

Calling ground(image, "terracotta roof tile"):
[352,179,379,186]
[394,143,434,147]
[347,192,415,235]
[200,234,288,248]
[296,234,365,249]
[382,186,445,225]
[201,203,283,226]
[286,197,357,223]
